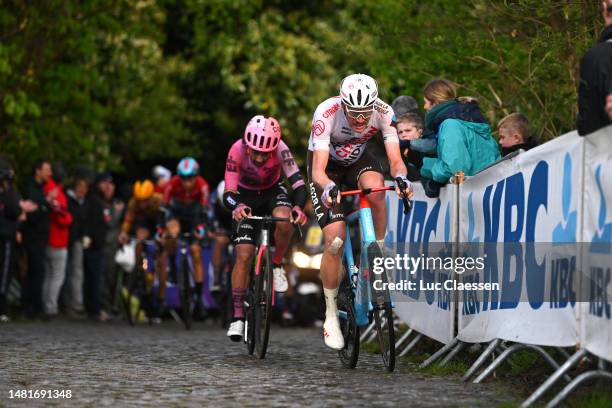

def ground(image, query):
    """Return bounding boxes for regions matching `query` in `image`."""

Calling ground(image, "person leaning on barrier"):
[396,113,424,181]
[419,78,500,197]
[497,113,539,156]
[577,0,612,136]
[391,95,420,118]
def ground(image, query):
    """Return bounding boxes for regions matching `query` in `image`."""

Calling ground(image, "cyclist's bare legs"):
[158,236,176,300]
[231,243,255,320]
[320,221,346,289]
[320,220,347,349]
[358,171,387,240]
[190,243,203,284]
[212,234,230,283]
[157,219,180,300]
[271,206,293,264]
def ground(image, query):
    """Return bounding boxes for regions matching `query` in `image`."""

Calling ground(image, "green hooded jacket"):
[420,118,500,183]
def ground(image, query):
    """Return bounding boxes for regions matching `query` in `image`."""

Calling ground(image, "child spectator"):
[396,113,424,180]
[497,113,538,156]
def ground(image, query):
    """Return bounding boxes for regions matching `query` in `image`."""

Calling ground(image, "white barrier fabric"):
[581,127,612,361]
[386,182,456,344]
[457,131,582,346]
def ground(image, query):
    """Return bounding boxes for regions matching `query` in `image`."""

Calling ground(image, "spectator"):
[396,113,424,180]
[0,157,22,322]
[606,93,612,121]
[419,78,500,197]
[577,0,612,136]
[63,175,89,315]
[102,177,124,316]
[497,113,539,156]
[21,160,52,318]
[42,163,72,319]
[391,95,420,117]
[83,172,114,321]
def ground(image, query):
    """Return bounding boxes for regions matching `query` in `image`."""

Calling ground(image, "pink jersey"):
[224,139,304,191]
[308,96,399,166]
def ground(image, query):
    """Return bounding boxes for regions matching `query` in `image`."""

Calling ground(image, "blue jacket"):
[420,119,500,183]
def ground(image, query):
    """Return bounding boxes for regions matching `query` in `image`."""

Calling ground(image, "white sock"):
[324,287,339,319]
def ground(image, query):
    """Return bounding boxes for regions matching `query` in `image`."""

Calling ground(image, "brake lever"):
[236,207,251,231]
[395,177,412,214]
[290,210,304,240]
[327,185,339,219]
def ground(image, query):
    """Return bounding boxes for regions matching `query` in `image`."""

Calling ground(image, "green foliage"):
[0,0,194,182]
[0,0,605,183]
[367,0,601,141]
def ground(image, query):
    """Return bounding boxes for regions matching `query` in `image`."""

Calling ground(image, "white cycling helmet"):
[215,180,227,210]
[340,74,378,109]
[152,165,171,181]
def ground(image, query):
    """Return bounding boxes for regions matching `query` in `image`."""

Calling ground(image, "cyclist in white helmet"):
[307,73,413,350]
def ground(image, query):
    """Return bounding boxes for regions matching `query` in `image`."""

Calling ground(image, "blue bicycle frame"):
[340,186,394,326]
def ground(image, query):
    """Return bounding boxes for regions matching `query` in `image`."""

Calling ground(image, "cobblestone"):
[0,321,516,407]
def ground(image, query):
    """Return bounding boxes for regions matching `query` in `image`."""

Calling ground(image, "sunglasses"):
[345,108,373,121]
[249,150,271,160]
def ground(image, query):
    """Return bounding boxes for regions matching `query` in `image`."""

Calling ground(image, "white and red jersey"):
[308,96,399,166]
[224,139,304,191]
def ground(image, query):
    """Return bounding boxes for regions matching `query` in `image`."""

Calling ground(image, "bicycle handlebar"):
[237,209,303,240]
[329,182,412,214]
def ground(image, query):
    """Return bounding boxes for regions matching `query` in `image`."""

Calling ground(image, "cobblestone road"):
[0,321,516,407]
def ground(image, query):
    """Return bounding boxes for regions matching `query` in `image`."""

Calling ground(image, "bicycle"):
[171,232,199,330]
[332,180,410,372]
[122,239,158,325]
[238,211,302,359]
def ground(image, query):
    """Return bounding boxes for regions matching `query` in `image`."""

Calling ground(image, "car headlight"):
[310,253,322,269]
[292,251,311,269]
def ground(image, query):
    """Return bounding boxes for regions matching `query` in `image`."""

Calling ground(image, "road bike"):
[172,232,199,330]
[333,180,410,371]
[239,211,302,359]
[122,239,158,325]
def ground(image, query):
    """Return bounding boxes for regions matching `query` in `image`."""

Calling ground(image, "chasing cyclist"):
[159,157,210,320]
[223,115,308,341]
[307,74,413,350]
[118,180,163,319]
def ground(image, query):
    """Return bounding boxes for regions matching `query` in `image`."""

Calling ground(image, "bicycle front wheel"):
[368,242,395,372]
[337,264,360,368]
[373,304,395,372]
[178,257,193,330]
[123,269,136,326]
[254,247,273,359]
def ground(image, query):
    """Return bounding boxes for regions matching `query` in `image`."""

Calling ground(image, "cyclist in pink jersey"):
[307,74,414,350]
[223,115,308,341]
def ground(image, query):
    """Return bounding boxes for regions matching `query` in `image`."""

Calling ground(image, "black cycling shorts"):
[232,182,292,246]
[166,202,202,234]
[307,150,384,229]
[213,201,233,235]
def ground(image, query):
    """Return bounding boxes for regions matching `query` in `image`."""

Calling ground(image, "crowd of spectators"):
[390,78,539,198]
[0,158,172,323]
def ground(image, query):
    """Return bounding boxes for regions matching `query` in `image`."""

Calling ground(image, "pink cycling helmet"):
[243,115,281,152]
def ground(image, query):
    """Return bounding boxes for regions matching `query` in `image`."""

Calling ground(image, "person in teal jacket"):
[418,79,500,193]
